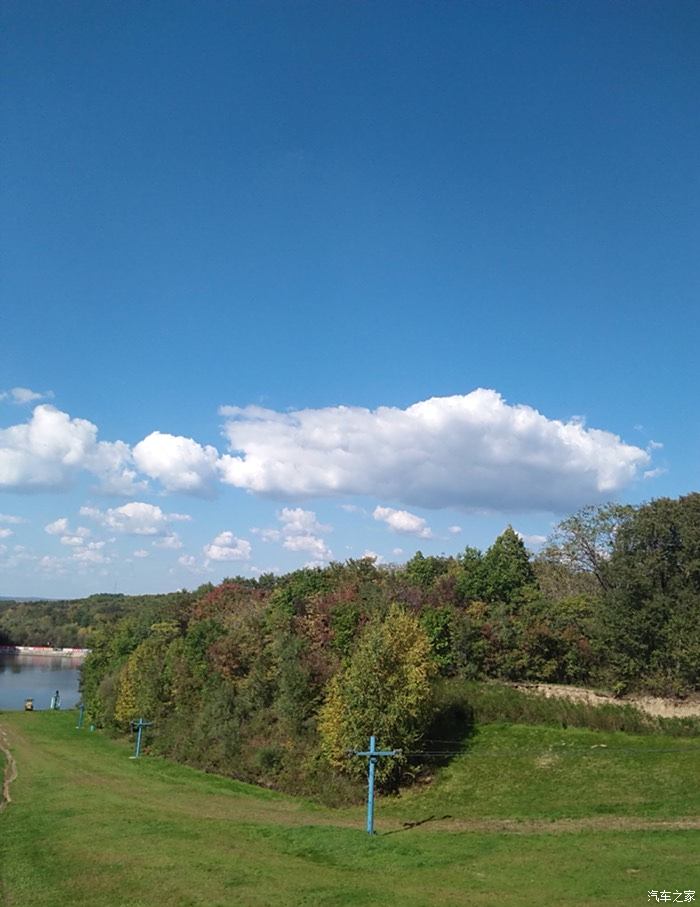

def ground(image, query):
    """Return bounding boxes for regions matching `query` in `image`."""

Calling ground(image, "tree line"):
[66,493,700,798]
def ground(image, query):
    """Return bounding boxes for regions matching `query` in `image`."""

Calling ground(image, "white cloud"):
[45,517,69,535]
[217,390,650,513]
[282,533,332,561]
[448,525,462,535]
[177,554,200,571]
[0,544,35,570]
[0,387,54,405]
[60,535,86,547]
[0,513,25,524]
[203,531,252,562]
[251,527,282,542]
[133,432,220,495]
[0,405,138,493]
[72,547,110,564]
[340,503,366,515]
[252,507,333,562]
[45,518,91,546]
[643,467,667,480]
[38,555,66,573]
[392,547,404,557]
[80,502,190,535]
[133,549,150,558]
[0,528,13,539]
[361,550,385,564]
[278,507,331,535]
[373,506,433,538]
[86,441,146,496]
[152,533,183,550]
[515,531,548,548]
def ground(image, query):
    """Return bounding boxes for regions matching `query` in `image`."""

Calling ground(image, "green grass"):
[1,711,699,906]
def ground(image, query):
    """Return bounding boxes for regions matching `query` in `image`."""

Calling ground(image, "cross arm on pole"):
[354,749,401,758]
[350,734,401,835]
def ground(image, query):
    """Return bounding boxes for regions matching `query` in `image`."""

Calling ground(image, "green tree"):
[318,603,434,788]
[545,504,634,591]
[480,527,536,604]
[602,494,700,692]
[456,546,486,601]
[404,551,450,588]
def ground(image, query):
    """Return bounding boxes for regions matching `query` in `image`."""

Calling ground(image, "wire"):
[349,746,700,758]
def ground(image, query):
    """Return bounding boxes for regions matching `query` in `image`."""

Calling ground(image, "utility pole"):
[76,703,85,729]
[352,735,401,835]
[129,717,152,759]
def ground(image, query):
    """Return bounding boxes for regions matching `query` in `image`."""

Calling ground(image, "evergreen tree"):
[480,527,536,604]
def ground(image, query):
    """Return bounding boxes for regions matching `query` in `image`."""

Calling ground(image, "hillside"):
[1,711,698,906]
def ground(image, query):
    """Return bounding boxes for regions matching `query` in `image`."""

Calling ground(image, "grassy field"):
[1,711,698,906]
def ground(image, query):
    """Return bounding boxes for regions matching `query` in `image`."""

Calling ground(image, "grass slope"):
[1,711,698,907]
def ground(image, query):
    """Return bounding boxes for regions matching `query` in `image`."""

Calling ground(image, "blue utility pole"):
[129,717,153,759]
[353,735,401,835]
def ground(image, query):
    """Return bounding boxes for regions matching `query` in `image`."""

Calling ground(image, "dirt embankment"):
[511,682,700,719]
[0,725,18,813]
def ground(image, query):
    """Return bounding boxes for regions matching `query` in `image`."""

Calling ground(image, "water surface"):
[0,653,82,711]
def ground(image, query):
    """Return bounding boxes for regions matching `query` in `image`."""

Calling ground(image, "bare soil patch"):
[510,682,700,718]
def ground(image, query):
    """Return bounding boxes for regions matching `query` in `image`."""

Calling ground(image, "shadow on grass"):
[381,814,454,836]
[416,699,476,766]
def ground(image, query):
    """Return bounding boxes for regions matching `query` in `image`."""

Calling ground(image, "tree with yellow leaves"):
[318,603,434,788]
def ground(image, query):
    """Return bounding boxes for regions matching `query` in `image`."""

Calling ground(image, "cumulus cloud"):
[515,531,548,548]
[0,544,34,570]
[152,533,183,550]
[252,507,333,562]
[0,405,140,494]
[133,549,150,558]
[203,531,252,562]
[282,533,332,561]
[80,502,190,535]
[38,555,66,574]
[251,527,282,542]
[0,513,25,524]
[278,507,331,535]
[373,506,433,538]
[72,547,110,564]
[45,517,69,535]
[217,390,650,513]
[133,432,220,495]
[45,518,91,547]
[60,535,86,547]
[0,528,13,539]
[448,525,462,535]
[1,387,54,405]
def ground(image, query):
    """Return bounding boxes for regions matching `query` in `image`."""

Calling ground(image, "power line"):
[344,745,700,758]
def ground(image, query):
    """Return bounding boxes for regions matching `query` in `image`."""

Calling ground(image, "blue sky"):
[1,1,698,597]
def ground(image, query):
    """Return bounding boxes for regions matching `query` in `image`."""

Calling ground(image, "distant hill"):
[0,595,58,603]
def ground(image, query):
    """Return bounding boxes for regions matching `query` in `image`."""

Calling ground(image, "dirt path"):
[0,724,18,814]
[510,682,700,719]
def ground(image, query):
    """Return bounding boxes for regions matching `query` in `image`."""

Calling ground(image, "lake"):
[0,652,83,711]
